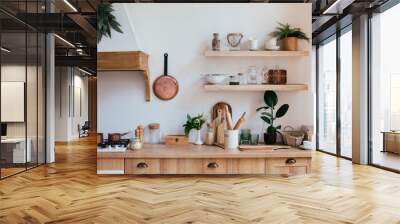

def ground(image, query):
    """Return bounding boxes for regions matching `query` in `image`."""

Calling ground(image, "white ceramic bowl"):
[204,74,229,84]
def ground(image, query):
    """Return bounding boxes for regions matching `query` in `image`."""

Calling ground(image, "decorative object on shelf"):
[247,66,259,84]
[148,123,161,144]
[183,114,207,145]
[229,75,240,85]
[204,84,308,92]
[130,137,143,150]
[272,23,309,51]
[265,35,280,51]
[227,33,243,51]
[238,73,247,85]
[203,74,229,85]
[282,126,304,147]
[97,2,123,43]
[240,129,251,145]
[224,129,239,149]
[135,125,145,143]
[268,67,287,84]
[256,91,289,144]
[248,37,258,51]
[165,135,189,145]
[205,123,215,145]
[261,66,272,84]
[212,33,221,51]
[153,53,179,100]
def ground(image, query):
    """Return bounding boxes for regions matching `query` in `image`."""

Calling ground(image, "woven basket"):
[282,126,304,147]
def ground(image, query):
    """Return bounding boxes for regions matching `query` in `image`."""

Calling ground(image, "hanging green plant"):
[97,2,123,43]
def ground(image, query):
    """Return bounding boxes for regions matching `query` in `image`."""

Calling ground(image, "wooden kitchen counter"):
[97,144,312,176]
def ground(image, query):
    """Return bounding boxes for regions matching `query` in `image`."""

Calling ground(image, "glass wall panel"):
[318,37,337,154]
[371,3,400,171]
[340,29,352,158]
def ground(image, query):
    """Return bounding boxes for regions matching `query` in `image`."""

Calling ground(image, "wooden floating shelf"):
[204,84,308,92]
[204,50,309,57]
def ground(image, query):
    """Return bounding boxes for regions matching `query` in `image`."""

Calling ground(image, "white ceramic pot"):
[194,129,203,145]
[224,130,239,149]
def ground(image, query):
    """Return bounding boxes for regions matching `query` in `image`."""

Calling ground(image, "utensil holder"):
[224,130,239,149]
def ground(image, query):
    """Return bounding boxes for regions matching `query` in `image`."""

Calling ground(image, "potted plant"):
[256,91,289,144]
[183,114,207,145]
[272,23,309,51]
[97,2,123,43]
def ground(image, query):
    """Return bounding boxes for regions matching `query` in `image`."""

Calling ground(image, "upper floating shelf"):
[204,50,309,57]
[204,84,308,92]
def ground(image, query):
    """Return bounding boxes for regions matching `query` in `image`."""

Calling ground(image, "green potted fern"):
[97,3,123,43]
[256,91,289,144]
[272,23,309,51]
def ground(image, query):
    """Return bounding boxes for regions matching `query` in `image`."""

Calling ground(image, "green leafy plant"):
[97,3,123,43]
[183,114,207,136]
[272,22,309,41]
[256,91,289,134]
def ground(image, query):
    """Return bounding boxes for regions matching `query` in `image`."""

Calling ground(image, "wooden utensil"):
[233,112,246,130]
[153,53,179,100]
[224,105,233,130]
[212,102,232,120]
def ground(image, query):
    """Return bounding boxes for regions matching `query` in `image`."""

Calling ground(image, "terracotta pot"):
[281,37,298,51]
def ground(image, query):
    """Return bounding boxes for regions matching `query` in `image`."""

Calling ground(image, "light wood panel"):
[125,159,160,174]
[204,50,309,57]
[204,84,308,92]
[1,137,400,223]
[231,158,266,174]
[97,51,150,101]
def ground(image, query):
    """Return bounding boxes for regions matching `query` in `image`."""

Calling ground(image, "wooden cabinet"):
[266,158,310,176]
[125,159,160,174]
[98,144,312,176]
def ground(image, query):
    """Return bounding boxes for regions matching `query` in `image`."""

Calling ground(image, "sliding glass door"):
[317,36,337,155]
[316,26,353,159]
[370,3,400,171]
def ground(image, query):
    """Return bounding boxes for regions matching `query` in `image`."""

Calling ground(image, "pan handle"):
[164,53,168,76]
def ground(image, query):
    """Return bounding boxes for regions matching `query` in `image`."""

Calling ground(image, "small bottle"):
[212,33,221,51]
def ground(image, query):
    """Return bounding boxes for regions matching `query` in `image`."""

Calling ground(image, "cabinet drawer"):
[125,159,160,174]
[97,159,125,174]
[231,159,265,174]
[266,158,311,176]
[203,159,229,174]
[176,159,203,174]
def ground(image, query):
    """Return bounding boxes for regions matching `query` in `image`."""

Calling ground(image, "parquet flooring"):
[1,136,400,224]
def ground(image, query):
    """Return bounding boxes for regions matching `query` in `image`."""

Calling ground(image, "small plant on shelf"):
[256,91,289,144]
[183,114,207,145]
[272,22,309,51]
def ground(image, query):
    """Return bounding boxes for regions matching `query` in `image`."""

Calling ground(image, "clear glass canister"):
[148,123,161,144]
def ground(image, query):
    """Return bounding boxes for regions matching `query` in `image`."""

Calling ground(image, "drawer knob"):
[207,162,219,169]
[137,162,148,169]
[286,158,296,164]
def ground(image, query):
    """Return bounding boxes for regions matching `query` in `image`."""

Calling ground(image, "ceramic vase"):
[194,129,203,145]
[281,37,298,51]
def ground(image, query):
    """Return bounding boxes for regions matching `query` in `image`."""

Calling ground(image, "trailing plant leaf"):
[256,106,269,111]
[264,91,278,108]
[276,104,289,118]
[97,3,123,43]
[261,116,271,124]
[261,112,273,117]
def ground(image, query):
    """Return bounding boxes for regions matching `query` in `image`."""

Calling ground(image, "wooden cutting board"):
[239,145,291,151]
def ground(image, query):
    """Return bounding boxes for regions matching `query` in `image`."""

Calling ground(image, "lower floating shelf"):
[204,84,308,92]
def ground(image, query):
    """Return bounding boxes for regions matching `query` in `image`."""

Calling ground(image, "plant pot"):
[194,129,203,145]
[281,37,298,51]
[264,132,277,144]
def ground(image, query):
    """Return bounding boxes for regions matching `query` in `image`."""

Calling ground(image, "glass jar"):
[247,66,258,84]
[130,137,143,150]
[148,123,161,144]
[261,66,271,84]
[238,73,247,85]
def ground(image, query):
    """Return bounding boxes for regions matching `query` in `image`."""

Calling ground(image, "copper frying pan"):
[153,53,179,100]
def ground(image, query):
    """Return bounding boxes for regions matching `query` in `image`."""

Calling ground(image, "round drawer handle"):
[137,162,148,169]
[286,158,296,165]
[207,162,219,169]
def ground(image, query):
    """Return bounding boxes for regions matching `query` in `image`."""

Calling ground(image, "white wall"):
[98,3,313,141]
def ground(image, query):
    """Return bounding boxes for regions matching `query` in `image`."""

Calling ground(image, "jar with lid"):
[130,137,143,150]
[247,66,258,84]
[148,123,161,144]
[261,66,272,84]
[238,73,247,85]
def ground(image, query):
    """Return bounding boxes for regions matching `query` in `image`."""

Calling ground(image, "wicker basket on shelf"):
[282,126,304,147]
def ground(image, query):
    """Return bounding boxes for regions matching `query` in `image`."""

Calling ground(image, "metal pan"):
[153,53,179,100]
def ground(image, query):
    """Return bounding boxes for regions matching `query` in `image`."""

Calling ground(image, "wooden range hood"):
[97,51,150,101]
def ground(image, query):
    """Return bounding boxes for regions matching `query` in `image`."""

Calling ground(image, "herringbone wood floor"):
[1,136,400,224]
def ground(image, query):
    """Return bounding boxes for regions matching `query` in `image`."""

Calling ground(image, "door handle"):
[137,162,148,169]
[207,162,219,169]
